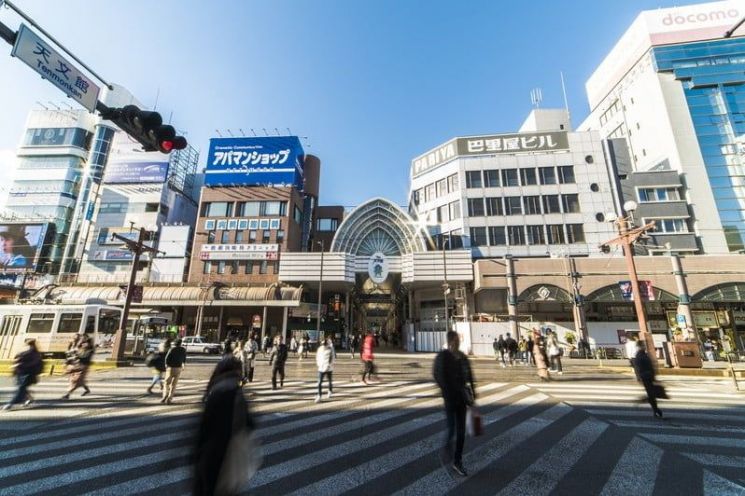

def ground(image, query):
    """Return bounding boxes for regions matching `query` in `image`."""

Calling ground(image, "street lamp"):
[602,202,657,366]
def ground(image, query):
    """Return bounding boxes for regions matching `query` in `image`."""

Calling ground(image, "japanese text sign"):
[12,24,100,112]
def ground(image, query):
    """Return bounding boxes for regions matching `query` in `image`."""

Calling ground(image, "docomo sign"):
[661,6,739,26]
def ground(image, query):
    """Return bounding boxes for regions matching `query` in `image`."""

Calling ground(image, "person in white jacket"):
[315,338,335,403]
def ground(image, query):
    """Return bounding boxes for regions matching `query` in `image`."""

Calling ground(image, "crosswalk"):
[0,376,743,495]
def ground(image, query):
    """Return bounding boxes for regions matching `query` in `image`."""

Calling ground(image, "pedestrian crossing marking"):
[598,437,662,496]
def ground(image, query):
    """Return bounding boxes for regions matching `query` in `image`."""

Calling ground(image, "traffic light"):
[100,104,187,153]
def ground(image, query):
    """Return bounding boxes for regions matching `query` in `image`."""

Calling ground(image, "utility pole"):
[316,240,325,341]
[442,234,450,332]
[109,227,159,361]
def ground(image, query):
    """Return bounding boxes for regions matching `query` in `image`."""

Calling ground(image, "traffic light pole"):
[109,228,160,362]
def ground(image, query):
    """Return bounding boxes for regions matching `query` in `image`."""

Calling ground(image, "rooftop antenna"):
[239,128,246,137]
[286,128,292,135]
[215,129,223,137]
[227,129,235,137]
[250,128,258,136]
[530,88,542,108]
[47,101,61,110]
[274,128,281,136]
[168,111,173,124]
[262,128,269,136]
[35,101,49,110]
[153,87,160,111]
[560,71,571,121]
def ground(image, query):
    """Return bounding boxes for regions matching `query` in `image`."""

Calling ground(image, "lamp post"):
[316,240,325,342]
[602,201,657,366]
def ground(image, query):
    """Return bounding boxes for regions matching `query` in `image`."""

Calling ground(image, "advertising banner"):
[93,249,134,261]
[618,280,656,301]
[103,161,169,184]
[204,136,304,188]
[0,223,51,270]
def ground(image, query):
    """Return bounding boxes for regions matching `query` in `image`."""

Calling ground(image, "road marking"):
[599,437,662,496]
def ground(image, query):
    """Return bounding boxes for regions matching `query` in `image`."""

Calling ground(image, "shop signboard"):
[0,223,52,271]
[103,161,169,184]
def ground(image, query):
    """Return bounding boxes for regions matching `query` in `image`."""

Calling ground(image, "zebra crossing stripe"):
[702,469,745,496]
[77,466,192,496]
[302,389,549,496]
[638,433,745,449]
[683,453,745,469]
[585,409,745,424]
[248,385,528,490]
[598,437,663,496]
[612,420,745,434]
[393,401,571,496]
[496,417,609,496]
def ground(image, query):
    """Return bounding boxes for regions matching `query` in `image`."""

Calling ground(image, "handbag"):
[464,384,475,406]
[215,391,263,494]
[466,406,483,437]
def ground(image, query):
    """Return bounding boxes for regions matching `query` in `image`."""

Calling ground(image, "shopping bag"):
[466,406,483,437]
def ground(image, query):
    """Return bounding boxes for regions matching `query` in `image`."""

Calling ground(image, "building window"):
[230,261,239,274]
[145,203,159,213]
[470,227,487,246]
[425,183,436,201]
[467,198,485,216]
[260,201,286,216]
[638,188,680,202]
[504,196,522,215]
[543,195,561,214]
[436,205,448,223]
[259,260,268,274]
[508,226,525,245]
[447,173,460,193]
[566,224,585,243]
[262,231,271,243]
[203,261,212,274]
[277,230,285,244]
[466,171,482,188]
[488,226,506,245]
[523,196,541,215]
[293,206,303,224]
[436,179,447,197]
[207,231,216,243]
[485,197,503,216]
[526,225,545,245]
[546,225,565,244]
[520,168,537,185]
[501,169,519,187]
[561,194,580,213]
[483,170,500,188]
[235,231,244,243]
[539,167,556,185]
[245,261,254,275]
[317,218,338,231]
[217,261,226,274]
[205,202,233,217]
[449,201,461,220]
[271,261,279,274]
[557,166,575,184]
[648,218,688,233]
[249,230,257,243]
[221,231,230,244]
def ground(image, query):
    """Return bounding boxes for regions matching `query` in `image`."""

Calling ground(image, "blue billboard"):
[103,161,170,184]
[204,136,304,188]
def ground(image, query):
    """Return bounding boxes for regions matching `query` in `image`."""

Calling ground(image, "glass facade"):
[654,38,745,251]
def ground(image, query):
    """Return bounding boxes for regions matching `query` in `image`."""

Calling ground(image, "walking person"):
[269,336,288,390]
[633,341,664,418]
[3,338,43,411]
[302,333,310,358]
[350,333,359,359]
[504,333,518,367]
[146,339,169,395]
[496,334,507,368]
[546,331,563,375]
[290,336,298,357]
[518,337,528,365]
[526,334,535,366]
[193,357,259,495]
[433,330,475,478]
[315,337,335,403]
[162,338,187,404]
[360,330,376,384]
[62,334,94,399]
[234,337,258,384]
[532,329,550,381]
[261,335,271,358]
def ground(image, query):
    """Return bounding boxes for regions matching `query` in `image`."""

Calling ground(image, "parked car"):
[181,336,221,354]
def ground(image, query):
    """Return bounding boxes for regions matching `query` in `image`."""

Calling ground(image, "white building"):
[580,0,745,254]
[408,109,618,259]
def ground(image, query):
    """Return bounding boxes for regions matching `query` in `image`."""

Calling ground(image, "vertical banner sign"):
[11,24,100,112]
[618,280,655,301]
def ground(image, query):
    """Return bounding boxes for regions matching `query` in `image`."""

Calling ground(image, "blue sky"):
[0,0,704,207]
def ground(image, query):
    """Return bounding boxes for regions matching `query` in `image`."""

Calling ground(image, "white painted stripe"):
[248,385,531,490]
[683,453,745,468]
[599,437,662,496]
[585,409,745,424]
[497,418,608,496]
[309,393,556,496]
[393,402,571,496]
[550,396,745,408]
[78,466,192,496]
[639,433,745,448]
[612,420,745,434]
[703,469,745,496]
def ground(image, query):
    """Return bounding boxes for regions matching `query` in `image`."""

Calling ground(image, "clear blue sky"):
[0,0,704,207]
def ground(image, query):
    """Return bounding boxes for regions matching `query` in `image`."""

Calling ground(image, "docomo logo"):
[662,8,739,26]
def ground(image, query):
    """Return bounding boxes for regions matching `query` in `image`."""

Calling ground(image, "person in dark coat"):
[268,336,288,390]
[633,341,663,418]
[3,338,43,410]
[193,357,256,495]
[62,334,93,399]
[433,330,475,477]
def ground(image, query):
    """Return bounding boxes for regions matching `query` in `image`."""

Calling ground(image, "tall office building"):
[581,0,745,253]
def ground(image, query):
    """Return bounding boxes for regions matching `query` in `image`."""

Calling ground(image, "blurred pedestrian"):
[350,333,359,359]
[62,334,94,399]
[193,357,259,496]
[222,339,233,357]
[145,339,169,394]
[162,338,187,404]
[526,334,535,365]
[261,335,271,357]
[433,330,475,478]
[546,331,563,375]
[302,333,310,358]
[290,336,298,357]
[269,336,288,390]
[518,337,528,364]
[361,331,376,384]
[532,329,550,382]
[504,333,517,367]
[496,334,507,368]
[234,337,258,384]
[633,341,664,418]
[315,338,335,403]
[3,338,43,410]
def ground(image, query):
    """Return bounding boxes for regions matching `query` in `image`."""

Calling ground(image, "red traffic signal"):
[101,104,187,154]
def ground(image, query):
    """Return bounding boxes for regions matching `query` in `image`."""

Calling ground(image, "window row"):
[469,224,586,247]
[206,229,285,244]
[638,187,681,202]
[466,194,580,217]
[646,218,689,234]
[426,201,462,223]
[201,200,287,218]
[465,166,575,189]
[413,173,460,205]
[203,260,279,275]
[99,202,164,214]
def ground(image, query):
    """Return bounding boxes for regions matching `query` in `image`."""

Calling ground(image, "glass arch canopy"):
[331,198,428,256]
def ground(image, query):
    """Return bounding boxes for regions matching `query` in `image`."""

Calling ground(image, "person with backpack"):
[315,337,335,403]
[62,334,94,399]
[162,338,187,404]
[268,336,288,390]
[504,333,518,367]
[145,339,169,394]
[3,338,43,410]
[433,330,475,478]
